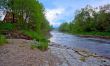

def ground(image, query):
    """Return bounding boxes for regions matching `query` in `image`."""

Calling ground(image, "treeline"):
[0,0,51,50]
[59,4,110,36]
[1,0,51,33]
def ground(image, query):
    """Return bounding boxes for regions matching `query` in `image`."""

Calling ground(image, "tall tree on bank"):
[6,0,50,33]
[59,4,110,33]
[0,0,51,50]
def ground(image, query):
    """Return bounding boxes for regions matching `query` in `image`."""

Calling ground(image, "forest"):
[59,4,110,36]
[0,0,51,50]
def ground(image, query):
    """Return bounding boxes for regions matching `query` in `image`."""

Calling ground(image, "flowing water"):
[50,30,110,58]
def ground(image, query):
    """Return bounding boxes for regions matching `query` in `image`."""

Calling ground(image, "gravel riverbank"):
[50,43,110,66]
[0,39,60,66]
[0,39,110,66]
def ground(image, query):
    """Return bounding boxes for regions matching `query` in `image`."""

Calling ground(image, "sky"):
[39,0,110,28]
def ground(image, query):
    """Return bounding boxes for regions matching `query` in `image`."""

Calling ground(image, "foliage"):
[0,0,51,50]
[0,23,15,31]
[59,22,70,32]
[37,41,48,51]
[59,4,110,36]
[30,39,48,51]
[21,30,48,42]
[30,44,38,50]
[22,30,49,50]
[6,0,51,33]
[72,31,110,36]
[0,35,7,46]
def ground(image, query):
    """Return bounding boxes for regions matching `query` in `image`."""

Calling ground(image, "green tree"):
[59,4,110,35]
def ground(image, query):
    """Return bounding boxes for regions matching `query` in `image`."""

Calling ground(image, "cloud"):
[45,8,64,26]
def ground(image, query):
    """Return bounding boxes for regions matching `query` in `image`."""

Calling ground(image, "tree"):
[59,22,70,32]
[59,4,110,33]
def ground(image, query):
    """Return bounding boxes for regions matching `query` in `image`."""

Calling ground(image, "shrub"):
[37,41,48,51]
[21,30,49,51]
[30,44,37,50]
[30,40,48,51]
[0,35,7,46]
[21,30,47,41]
[0,23,15,31]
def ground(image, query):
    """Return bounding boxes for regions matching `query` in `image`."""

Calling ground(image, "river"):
[50,30,110,58]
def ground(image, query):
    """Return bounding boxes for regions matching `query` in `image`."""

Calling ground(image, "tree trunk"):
[12,12,15,23]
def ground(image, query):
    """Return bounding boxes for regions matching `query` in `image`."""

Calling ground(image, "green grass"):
[37,41,48,51]
[78,32,110,36]
[70,31,110,36]
[21,30,48,42]
[0,35,7,46]
[0,23,15,31]
[22,30,49,51]
[30,41,48,51]
[30,44,38,49]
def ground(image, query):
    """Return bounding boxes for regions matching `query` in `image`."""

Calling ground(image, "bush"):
[21,30,48,42]
[37,41,48,51]
[75,31,110,36]
[30,44,38,50]
[30,40,48,51]
[0,23,15,31]
[21,30,49,50]
[0,35,7,46]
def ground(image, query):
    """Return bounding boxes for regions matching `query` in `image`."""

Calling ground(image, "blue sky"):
[39,0,110,27]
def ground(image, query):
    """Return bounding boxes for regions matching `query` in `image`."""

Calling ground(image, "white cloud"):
[45,8,64,26]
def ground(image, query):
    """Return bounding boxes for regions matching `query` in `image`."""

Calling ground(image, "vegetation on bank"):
[0,35,7,46]
[73,32,110,36]
[31,41,48,51]
[0,0,52,50]
[59,4,110,36]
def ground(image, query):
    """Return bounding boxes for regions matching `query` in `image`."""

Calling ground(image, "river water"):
[50,31,110,58]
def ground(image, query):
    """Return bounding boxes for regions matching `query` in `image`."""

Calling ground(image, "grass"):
[21,30,48,42]
[79,57,86,62]
[30,41,48,51]
[0,35,7,46]
[37,41,48,51]
[69,31,110,36]
[0,23,15,31]
[30,44,38,50]
[22,30,49,51]
[78,32,110,36]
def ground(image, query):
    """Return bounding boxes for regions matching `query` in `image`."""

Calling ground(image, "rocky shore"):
[0,39,110,66]
[50,43,110,66]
